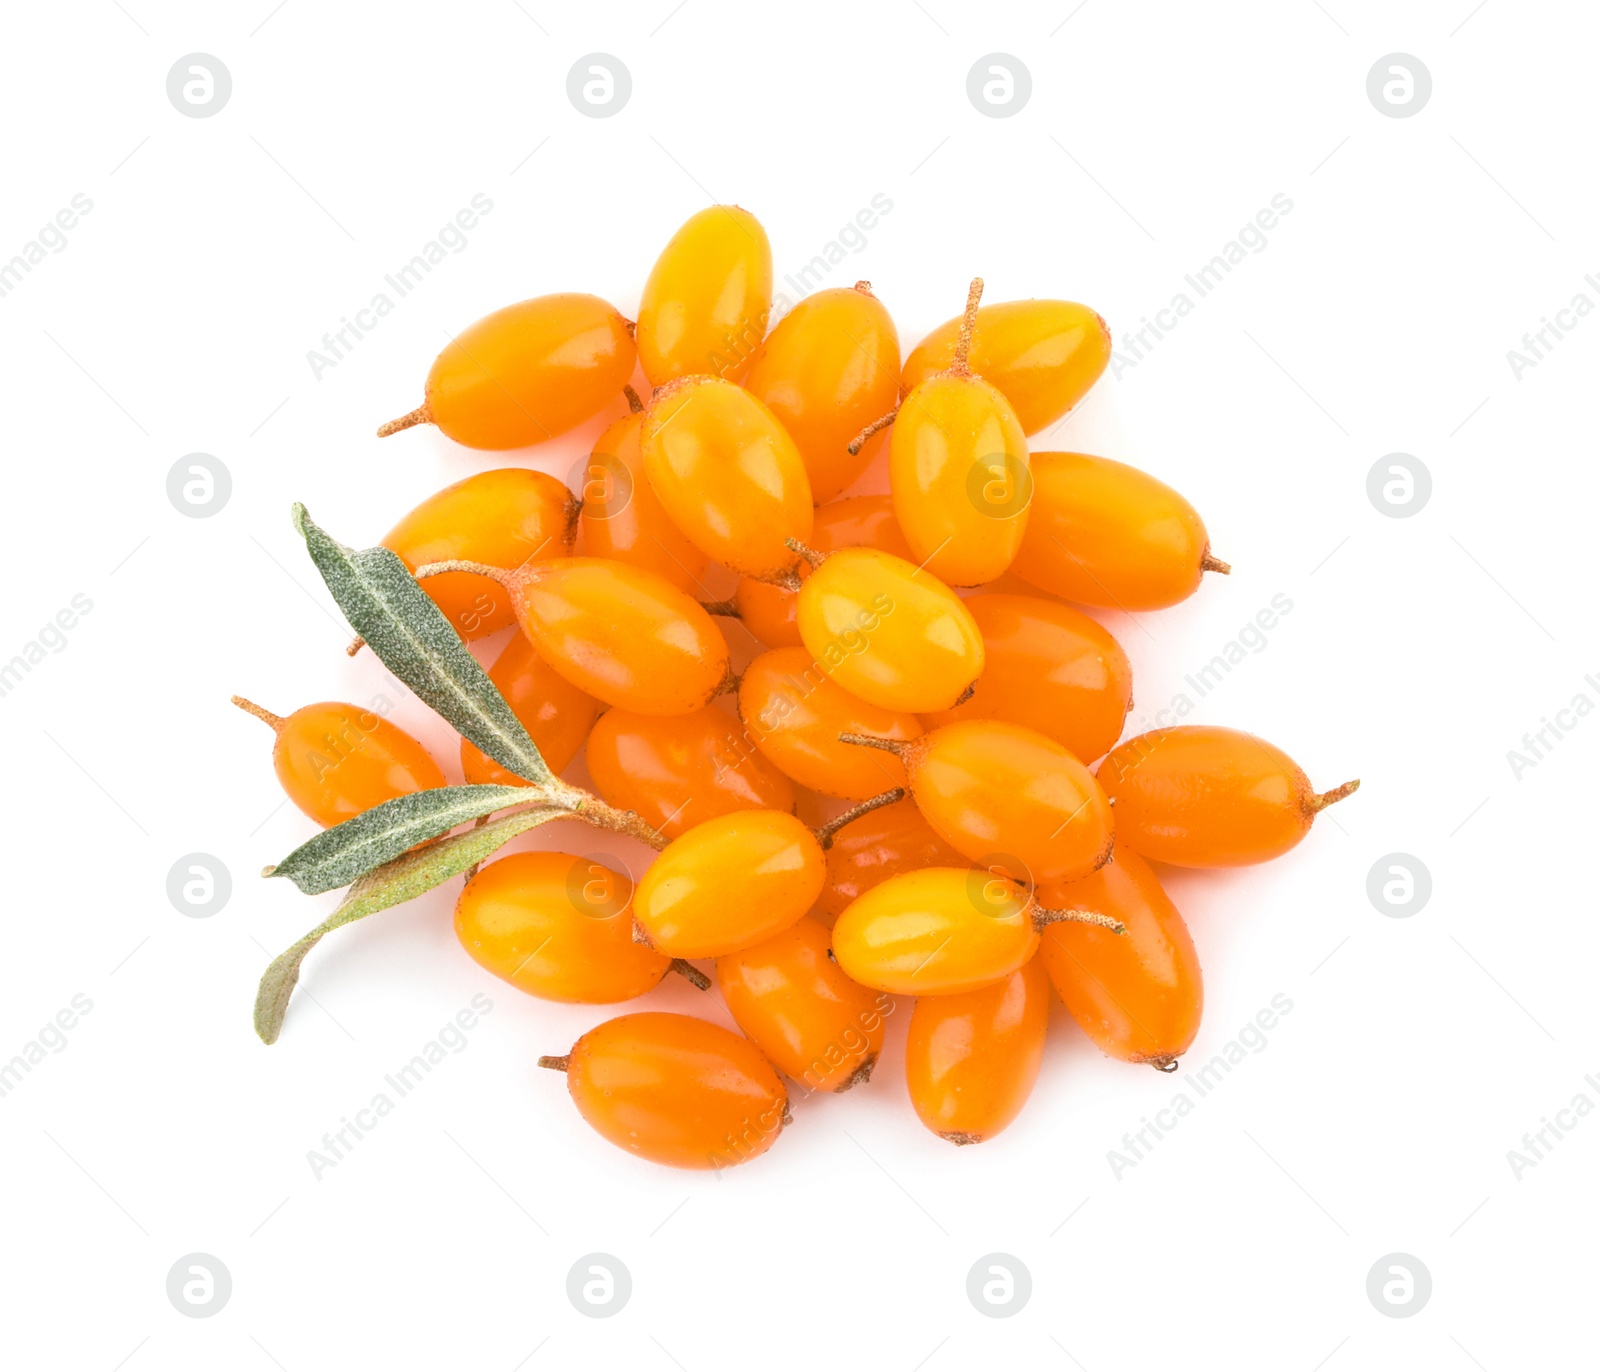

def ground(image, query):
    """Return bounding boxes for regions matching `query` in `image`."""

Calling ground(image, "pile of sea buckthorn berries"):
[238,206,1357,1170]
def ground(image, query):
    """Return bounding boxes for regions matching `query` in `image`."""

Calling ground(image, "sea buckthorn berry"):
[377,293,635,449]
[795,546,985,713]
[732,494,914,649]
[816,797,968,926]
[231,696,445,828]
[905,956,1048,1145]
[383,469,577,642]
[637,206,772,385]
[920,593,1132,763]
[846,720,1114,884]
[455,851,683,1003]
[586,704,796,840]
[738,647,921,801]
[1037,845,1202,1069]
[1097,725,1358,867]
[831,866,1121,997]
[640,376,814,581]
[459,632,600,785]
[632,810,826,958]
[540,1012,788,1170]
[901,297,1111,435]
[1010,452,1230,610]
[578,390,711,595]
[744,282,901,502]
[716,916,889,1093]
[889,281,1032,587]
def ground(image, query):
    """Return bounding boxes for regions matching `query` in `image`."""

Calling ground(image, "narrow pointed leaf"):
[254,803,567,1044]
[266,783,542,895]
[291,503,550,783]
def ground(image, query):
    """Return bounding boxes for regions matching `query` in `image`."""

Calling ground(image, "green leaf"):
[254,803,567,1044]
[265,783,542,895]
[291,504,550,784]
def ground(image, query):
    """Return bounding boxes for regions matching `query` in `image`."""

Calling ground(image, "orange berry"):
[816,797,968,926]
[459,633,600,785]
[541,1012,788,1169]
[455,852,669,1003]
[640,376,814,581]
[795,546,984,713]
[232,697,445,828]
[1037,845,1202,1068]
[905,956,1049,1145]
[632,810,825,958]
[920,593,1132,763]
[585,704,796,840]
[378,294,635,449]
[745,282,901,501]
[901,298,1110,434]
[737,647,921,801]
[1010,452,1229,610]
[1097,725,1358,867]
[716,916,889,1093]
[578,400,711,595]
[637,206,772,385]
[732,494,913,649]
[507,558,730,716]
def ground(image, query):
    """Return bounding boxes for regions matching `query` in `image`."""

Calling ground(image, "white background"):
[1,1,1595,1367]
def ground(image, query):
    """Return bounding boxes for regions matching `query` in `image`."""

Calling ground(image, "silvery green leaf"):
[254,803,567,1044]
[266,783,541,895]
[291,503,550,783]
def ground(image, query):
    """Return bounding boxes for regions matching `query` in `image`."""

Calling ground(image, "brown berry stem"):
[1031,905,1127,935]
[376,403,432,438]
[546,780,670,852]
[1149,1056,1181,1074]
[836,733,910,759]
[1307,779,1361,813]
[846,408,898,456]
[784,537,826,570]
[410,558,510,584]
[813,787,906,849]
[345,635,366,657]
[854,280,874,295]
[537,1054,570,1072]
[951,277,984,377]
[231,695,286,734]
[1201,550,1232,575]
[669,958,711,990]
[623,383,644,415]
[700,599,740,618]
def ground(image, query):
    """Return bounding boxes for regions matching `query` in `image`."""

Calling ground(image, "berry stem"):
[231,695,286,734]
[669,958,711,990]
[1307,778,1361,813]
[1149,1056,1181,1073]
[1031,905,1127,935]
[623,383,644,415]
[846,407,898,456]
[836,733,909,759]
[1201,550,1232,575]
[854,280,874,295]
[556,783,670,852]
[951,277,984,377]
[784,537,825,569]
[410,558,510,584]
[376,403,432,438]
[537,1054,570,1072]
[345,635,365,657]
[700,599,740,618]
[812,787,907,849]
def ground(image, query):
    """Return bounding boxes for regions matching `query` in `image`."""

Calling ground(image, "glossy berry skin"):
[738,647,921,801]
[640,376,814,581]
[1097,726,1356,867]
[414,293,635,449]
[455,852,668,1003]
[816,798,968,926]
[906,957,1049,1144]
[1011,453,1221,611]
[796,547,984,714]
[734,494,914,650]
[553,1012,788,1169]
[578,410,710,595]
[637,206,772,385]
[585,704,796,840]
[889,372,1031,587]
[271,702,446,828]
[921,594,1132,763]
[459,633,601,785]
[832,867,1042,996]
[384,469,576,641]
[901,299,1110,435]
[716,916,889,1093]
[745,283,901,501]
[1038,846,1202,1066]
[900,721,1114,884]
[508,558,730,716]
[632,810,826,959]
